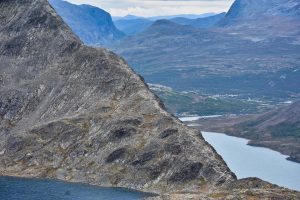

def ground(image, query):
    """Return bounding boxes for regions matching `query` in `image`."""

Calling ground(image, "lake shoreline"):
[180,115,300,164]
[202,132,300,192]
[212,131,300,164]
[0,176,157,200]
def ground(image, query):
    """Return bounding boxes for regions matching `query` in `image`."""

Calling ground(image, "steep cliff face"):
[0,0,235,193]
[48,0,125,46]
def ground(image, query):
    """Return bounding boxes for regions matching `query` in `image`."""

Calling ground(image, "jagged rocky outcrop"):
[48,0,125,46]
[0,0,235,194]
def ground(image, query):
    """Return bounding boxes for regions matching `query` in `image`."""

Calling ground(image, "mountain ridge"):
[0,0,235,194]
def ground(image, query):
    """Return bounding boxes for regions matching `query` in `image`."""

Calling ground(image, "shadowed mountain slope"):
[48,0,124,46]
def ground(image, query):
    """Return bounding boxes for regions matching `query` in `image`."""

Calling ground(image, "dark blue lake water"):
[0,176,151,200]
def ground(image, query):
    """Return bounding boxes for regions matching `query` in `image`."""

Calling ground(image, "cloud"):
[65,0,234,17]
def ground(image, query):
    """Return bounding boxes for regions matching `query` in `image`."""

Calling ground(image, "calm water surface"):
[202,132,300,191]
[0,176,152,200]
[179,115,222,122]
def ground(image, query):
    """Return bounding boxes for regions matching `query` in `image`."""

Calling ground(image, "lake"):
[179,115,222,122]
[0,176,152,200]
[202,132,300,191]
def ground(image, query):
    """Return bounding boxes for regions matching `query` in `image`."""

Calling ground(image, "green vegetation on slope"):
[150,84,271,116]
[269,123,300,139]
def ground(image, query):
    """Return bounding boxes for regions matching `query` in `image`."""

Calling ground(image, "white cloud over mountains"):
[65,0,234,17]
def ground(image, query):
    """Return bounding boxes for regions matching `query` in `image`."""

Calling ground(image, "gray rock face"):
[48,0,125,46]
[0,0,235,194]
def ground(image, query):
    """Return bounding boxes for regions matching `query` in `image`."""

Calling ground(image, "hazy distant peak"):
[145,19,181,32]
[220,0,300,26]
[229,0,300,17]
[151,19,179,27]
[143,19,198,35]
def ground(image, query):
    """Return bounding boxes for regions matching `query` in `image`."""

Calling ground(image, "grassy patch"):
[152,89,266,116]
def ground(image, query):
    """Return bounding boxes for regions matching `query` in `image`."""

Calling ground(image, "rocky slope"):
[0,0,235,194]
[48,0,124,46]
[146,178,300,199]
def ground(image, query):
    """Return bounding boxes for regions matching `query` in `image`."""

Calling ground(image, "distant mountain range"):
[111,0,300,100]
[223,0,300,22]
[170,12,226,28]
[112,15,300,100]
[113,13,216,21]
[49,0,125,46]
[114,18,153,35]
[114,13,221,35]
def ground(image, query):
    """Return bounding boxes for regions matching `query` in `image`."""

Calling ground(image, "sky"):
[65,0,235,17]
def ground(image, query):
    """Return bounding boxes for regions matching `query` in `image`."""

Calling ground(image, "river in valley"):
[202,132,300,191]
